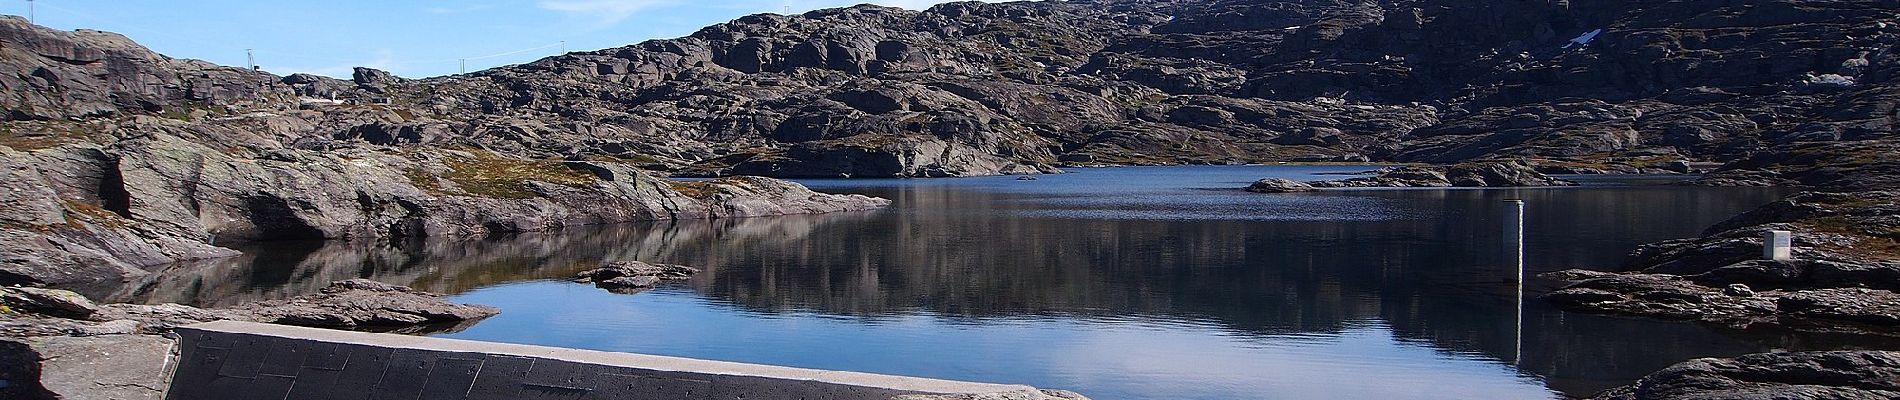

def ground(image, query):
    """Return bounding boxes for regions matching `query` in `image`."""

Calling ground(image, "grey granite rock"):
[1590,351,1900,400]
[1244,178,1317,193]
[1309,161,1576,188]
[573,261,701,294]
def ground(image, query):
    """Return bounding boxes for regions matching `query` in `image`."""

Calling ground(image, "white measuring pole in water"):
[1504,199,1526,282]
[1504,199,1525,365]
[1764,230,1793,261]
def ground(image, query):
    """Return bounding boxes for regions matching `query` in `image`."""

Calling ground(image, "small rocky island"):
[572,261,702,294]
[1247,160,1576,192]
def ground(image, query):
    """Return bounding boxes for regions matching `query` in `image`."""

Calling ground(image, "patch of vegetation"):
[155,101,222,122]
[1801,216,1900,259]
[440,151,599,199]
[827,134,903,148]
[667,177,754,200]
[61,200,128,230]
[405,168,445,194]
[584,153,662,165]
[668,181,720,200]
[0,121,100,151]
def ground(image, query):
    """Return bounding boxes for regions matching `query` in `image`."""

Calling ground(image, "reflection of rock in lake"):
[67,181,1849,396]
[84,211,875,307]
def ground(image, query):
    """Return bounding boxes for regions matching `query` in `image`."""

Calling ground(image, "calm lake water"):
[108,165,1869,399]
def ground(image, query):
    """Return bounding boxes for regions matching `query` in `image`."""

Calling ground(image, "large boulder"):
[14,335,173,400]
[0,287,100,319]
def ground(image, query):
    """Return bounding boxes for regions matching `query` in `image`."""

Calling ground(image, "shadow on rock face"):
[0,340,56,400]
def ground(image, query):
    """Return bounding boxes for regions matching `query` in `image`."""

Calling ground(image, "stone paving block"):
[304,342,350,371]
[579,372,715,400]
[215,334,271,379]
[247,374,299,400]
[517,382,590,400]
[190,330,239,350]
[332,345,395,400]
[417,357,484,400]
[522,358,593,389]
[260,339,320,377]
[284,367,344,400]
[465,355,533,400]
[163,346,225,400]
[369,348,437,400]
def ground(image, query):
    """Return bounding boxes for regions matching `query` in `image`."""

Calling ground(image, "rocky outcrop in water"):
[572,261,701,294]
[1244,178,1317,193]
[1544,190,1900,336]
[1,279,496,336]
[1589,351,1900,400]
[1305,161,1577,188]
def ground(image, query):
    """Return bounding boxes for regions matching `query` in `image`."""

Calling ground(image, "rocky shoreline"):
[1540,158,1900,398]
[1542,190,1900,337]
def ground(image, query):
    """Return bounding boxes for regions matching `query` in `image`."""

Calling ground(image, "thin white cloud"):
[538,0,679,25]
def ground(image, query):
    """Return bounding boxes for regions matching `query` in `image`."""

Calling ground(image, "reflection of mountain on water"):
[88,211,877,307]
[645,184,1827,395]
[85,178,1835,396]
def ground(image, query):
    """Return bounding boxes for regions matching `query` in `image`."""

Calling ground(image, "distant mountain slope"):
[7,1,1899,178]
[369,0,1898,177]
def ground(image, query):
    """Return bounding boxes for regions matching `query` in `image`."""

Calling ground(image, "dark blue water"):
[114,166,1838,399]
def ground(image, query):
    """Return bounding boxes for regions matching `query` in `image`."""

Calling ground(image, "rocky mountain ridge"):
[5,0,1900,302]
[351,0,1900,180]
[13,1,1899,180]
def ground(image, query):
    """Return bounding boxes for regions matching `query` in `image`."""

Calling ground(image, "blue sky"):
[12,0,989,78]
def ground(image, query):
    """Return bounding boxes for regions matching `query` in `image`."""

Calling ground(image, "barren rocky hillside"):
[3,0,1899,286]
